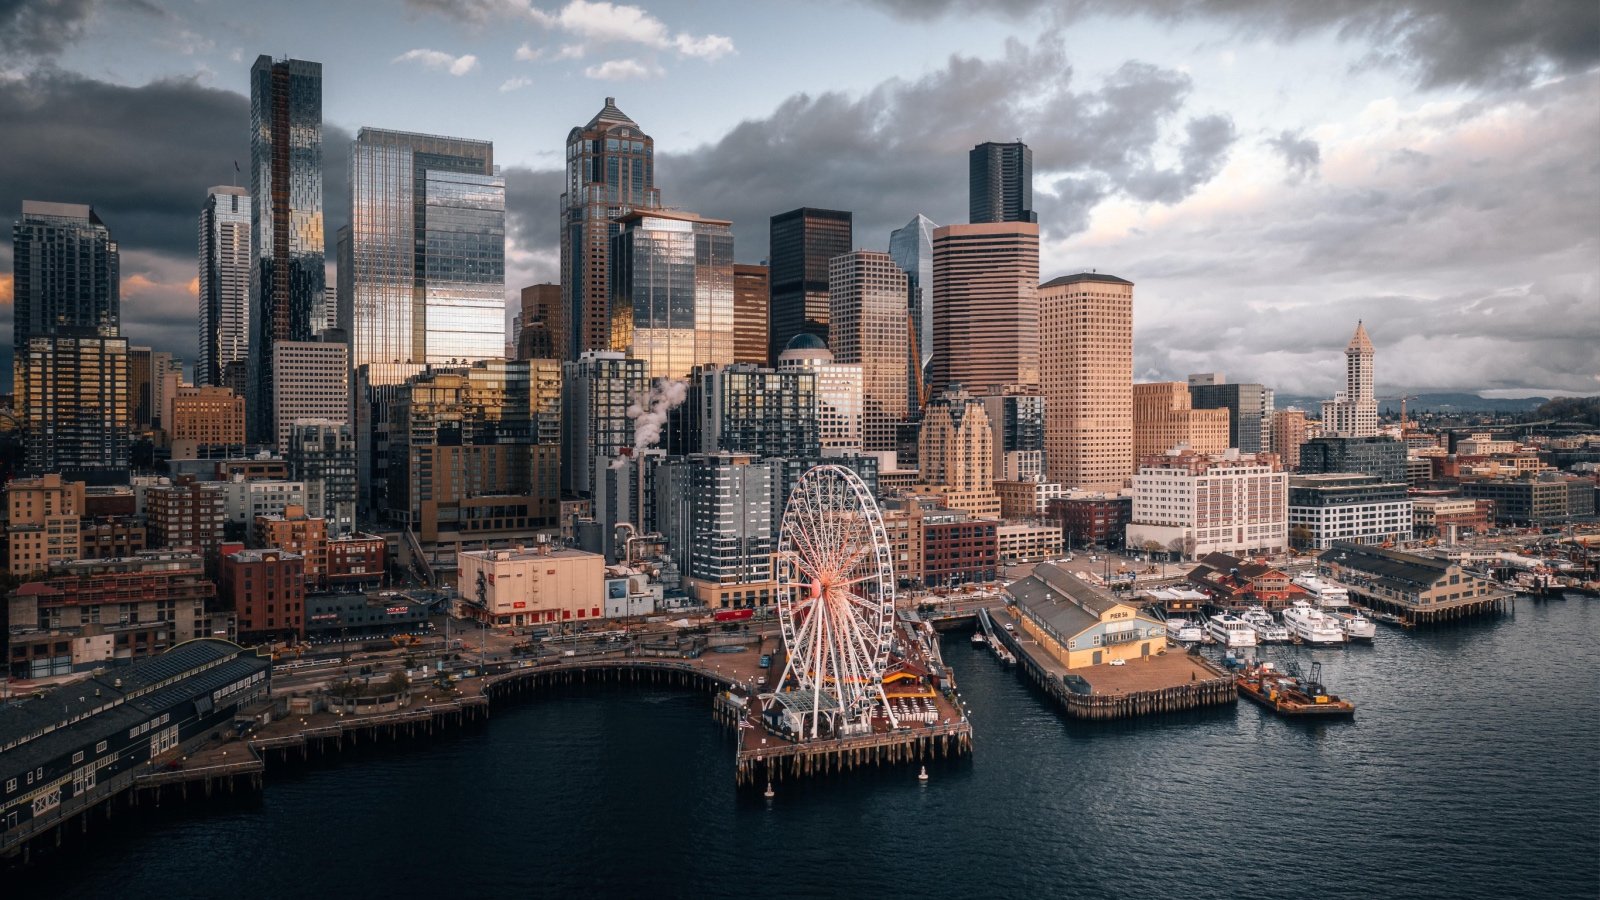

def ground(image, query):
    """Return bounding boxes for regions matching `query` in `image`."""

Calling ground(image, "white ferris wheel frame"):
[774,464,899,739]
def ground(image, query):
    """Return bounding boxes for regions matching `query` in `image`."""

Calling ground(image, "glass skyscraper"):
[198,186,251,387]
[768,207,851,363]
[249,55,324,444]
[341,128,505,385]
[1188,377,1276,453]
[609,209,734,381]
[889,213,936,375]
[562,97,661,361]
[11,201,119,388]
[969,141,1036,224]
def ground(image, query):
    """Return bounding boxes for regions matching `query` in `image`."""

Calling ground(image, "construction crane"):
[1379,394,1420,429]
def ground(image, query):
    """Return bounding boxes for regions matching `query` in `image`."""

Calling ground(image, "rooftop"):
[1040,272,1133,288]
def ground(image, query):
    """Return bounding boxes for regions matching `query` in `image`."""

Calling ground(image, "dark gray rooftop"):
[1040,272,1133,288]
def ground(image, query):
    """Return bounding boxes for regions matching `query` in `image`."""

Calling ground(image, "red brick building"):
[327,533,387,590]
[1047,494,1131,551]
[145,476,227,555]
[922,519,998,588]
[219,543,306,642]
[79,518,148,561]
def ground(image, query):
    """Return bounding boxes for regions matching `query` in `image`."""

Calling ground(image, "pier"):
[991,605,1236,720]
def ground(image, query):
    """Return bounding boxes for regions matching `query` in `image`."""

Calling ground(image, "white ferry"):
[1283,601,1347,645]
[1334,610,1376,641]
[1239,606,1290,643]
[1206,614,1259,648]
[1293,574,1351,610]
[1166,618,1204,643]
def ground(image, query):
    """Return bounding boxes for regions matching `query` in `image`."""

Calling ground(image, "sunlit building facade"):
[777,334,863,454]
[609,209,734,381]
[11,201,119,404]
[829,251,909,453]
[198,186,251,387]
[889,213,936,376]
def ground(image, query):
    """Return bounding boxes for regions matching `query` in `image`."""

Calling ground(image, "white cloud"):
[583,58,661,80]
[527,1,733,62]
[392,48,480,76]
[673,33,734,60]
[514,42,543,61]
[500,76,533,92]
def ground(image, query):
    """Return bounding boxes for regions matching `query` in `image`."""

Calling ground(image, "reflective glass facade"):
[22,332,131,472]
[562,98,661,361]
[249,56,324,443]
[610,211,734,381]
[561,351,649,498]
[969,141,1036,224]
[889,213,936,373]
[828,251,910,453]
[198,187,251,386]
[768,207,851,362]
[11,202,119,396]
[344,129,504,381]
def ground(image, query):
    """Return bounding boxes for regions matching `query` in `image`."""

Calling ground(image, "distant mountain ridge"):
[1274,393,1550,414]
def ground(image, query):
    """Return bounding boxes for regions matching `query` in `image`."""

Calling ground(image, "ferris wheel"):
[774,464,898,739]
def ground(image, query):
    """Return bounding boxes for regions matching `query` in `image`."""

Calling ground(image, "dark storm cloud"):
[1266,129,1321,183]
[649,40,1235,262]
[502,165,566,287]
[862,0,1600,89]
[0,0,163,58]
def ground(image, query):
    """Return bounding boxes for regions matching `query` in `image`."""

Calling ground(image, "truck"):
[712,608,755,623]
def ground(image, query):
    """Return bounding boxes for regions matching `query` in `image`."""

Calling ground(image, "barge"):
[1236,661,1355,718]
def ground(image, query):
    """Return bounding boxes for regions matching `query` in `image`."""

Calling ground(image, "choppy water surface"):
[21,598,1599,899]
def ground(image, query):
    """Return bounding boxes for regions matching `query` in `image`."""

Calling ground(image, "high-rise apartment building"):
[516,283,562,360]
[1039,272,1134,491]
[768,207,851,361]
[249,56,324,444]
[918,386,1001,518]
[777,334,863,454]
[561,351,649,499]
[11,201,119,392]
[969,141,1036,224]
[828,251,909,452]
[1321,322,1378,438]
[145,477,227,556]
[341,128,505,385]
[678,364,819,458]
[732,264,770,365]
[1271,409,1310,471]
[929,222,1039,395]
[1188,375,1275,453]
[1134,382,1230,459]
[656,452,777,610]
[198,186,251,387]
[609,209,733,380]
[5,474,85,577]
[889,214,937,377]
[20,332,131,473]
[561,97,661,361]
[286,419,358,536]
[272,336,349,452]
[168,386,247,451]
[979,387,1047,483]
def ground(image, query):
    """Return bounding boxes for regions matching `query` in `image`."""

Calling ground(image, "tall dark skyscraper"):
[767,207,851,364]
[969,141,1036,224]
[561,97,660,362]
[11,201,128,472]
[1188,375,1276,454]
[248,55,324,444]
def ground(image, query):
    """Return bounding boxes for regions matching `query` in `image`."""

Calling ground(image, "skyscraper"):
[516,283,562,360]
[1040,272,1134,491]
[249,55,324,444]
[609,209,734,380]
[1135,382,1231,459]
[732,264,770,365]
[561,351,649,499]
[829,251,909,453]
[979,387,1047,482]
[342,128,505,385]
[777,334,863,455]
[679,363,819,458]
[767,207,851,362]
[969,141,1036,224]
[889,214,936,373]
[11,201,119,395]
[561,97,661,361]
[929,222,1039,395]
[1321,322,1379,437]
[918,385,1001,519]
[272,336,349,453]
[20,331,131,472]
[198,186,251,387]
[1188,376,1275,453]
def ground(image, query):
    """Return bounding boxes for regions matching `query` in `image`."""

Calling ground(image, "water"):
[18,599,1599,899]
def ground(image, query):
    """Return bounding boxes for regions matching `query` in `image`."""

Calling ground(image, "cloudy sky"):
[1,0,1597,398]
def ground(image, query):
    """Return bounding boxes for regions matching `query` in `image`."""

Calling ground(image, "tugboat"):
[971,629,987,646]
[1236,660,1355,718]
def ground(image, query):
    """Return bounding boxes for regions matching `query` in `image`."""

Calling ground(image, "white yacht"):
[1282,601,1347,645]
[1166,618,1204,643]
[1334,610,1377,641]
[1206,614,1259,648]
[1239,606,1290,643]
[1293,574,1351,610]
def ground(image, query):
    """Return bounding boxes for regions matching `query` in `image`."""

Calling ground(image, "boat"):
[970,630,986,645]
[1235,660,1355,718]
[1206,614,1258,648]
[1282,601,1346,645]
[1292,574,1351,610]
[1165,617,1204,643]
[1333,610,1376,641]
[1370,610,1403,625]
[1239,606,1290,643]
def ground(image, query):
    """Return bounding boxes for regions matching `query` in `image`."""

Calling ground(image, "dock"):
[990,606,1236,720]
